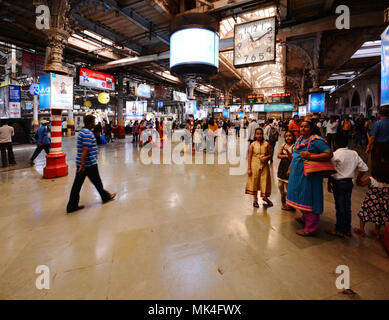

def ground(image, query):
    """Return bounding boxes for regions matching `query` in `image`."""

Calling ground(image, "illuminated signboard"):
[248,94,264,104]
[264,103,294,112]
[381,26,389,105]
[252,104,265,112]
[79,67,115,91]
[308,93,325,113]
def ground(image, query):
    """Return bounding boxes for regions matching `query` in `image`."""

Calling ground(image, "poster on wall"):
[50,74,73,110]
[39,73,73,109]
[381,25,389,105]
[185,100,197,114]
[9,85,21,118]
[79,67,115,91]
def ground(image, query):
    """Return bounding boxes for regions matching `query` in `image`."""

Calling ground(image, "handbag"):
[303,137,336,177]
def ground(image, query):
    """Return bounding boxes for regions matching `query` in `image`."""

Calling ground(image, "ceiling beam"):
[146,0,171,16]
[181,0,264,14]
[278,10,384,41]
[97,0,170,45]
[71,12,143,54]
[92,51,170,70]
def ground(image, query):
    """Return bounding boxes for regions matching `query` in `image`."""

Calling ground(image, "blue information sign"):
[39,74,51,109]
[9,85,21,102]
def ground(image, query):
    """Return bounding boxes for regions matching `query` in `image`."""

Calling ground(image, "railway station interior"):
[0,0,389,300]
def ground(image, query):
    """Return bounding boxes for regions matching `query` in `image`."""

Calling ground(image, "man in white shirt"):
[247,119,259,145]
[326,134,368,237]
[62,119,68,136]
[326,115,338,149]
[0,121,16,167]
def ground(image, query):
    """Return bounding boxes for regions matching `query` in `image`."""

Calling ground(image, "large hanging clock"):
[233,16,276,68]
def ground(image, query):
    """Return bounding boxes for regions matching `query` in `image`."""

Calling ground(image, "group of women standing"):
[245,120,332,236]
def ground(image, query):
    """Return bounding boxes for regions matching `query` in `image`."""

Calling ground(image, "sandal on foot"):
[325,229,345,238]
[263,199,273,207]
[253,201,259,208]
[282,205,294,211]
[296,229,314,237]
[353,228,366,237]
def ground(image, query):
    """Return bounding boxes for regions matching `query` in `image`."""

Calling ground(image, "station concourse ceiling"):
[0,0,388,103]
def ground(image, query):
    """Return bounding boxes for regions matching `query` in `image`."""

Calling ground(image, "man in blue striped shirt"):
[66,115,116,213]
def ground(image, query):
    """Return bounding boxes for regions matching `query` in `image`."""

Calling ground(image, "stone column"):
[35,0,71,178]
[33,94,39,132]
[117,73,125,138]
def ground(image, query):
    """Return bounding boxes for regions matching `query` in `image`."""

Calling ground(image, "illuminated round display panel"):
[170,28,219,73]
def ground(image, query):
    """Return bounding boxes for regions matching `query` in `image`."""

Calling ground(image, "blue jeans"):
[332,179,353,234]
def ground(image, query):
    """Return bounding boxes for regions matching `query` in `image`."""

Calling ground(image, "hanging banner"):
[135,83,151,98]
[9,85,21,118]
[39,74,51,109]
[79,67,115,91]
[381,26,389,105]
[173,91,187,102]
[22,52,45,77]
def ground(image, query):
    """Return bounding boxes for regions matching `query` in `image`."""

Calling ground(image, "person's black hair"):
[301,120,314,132]
[293,115,299,120]
[255,127,264,134]
[334,133,348,148]
[268,118,274,124]
[284,130,296,143]
[84,115,95,126]
[379,105,389,117]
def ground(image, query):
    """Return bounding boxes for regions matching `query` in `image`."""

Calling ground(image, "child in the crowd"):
[326,134,368,237]
[277,131,296,211]
[354,176,389,239]
[193,124,202,152]
[245,128,273,208]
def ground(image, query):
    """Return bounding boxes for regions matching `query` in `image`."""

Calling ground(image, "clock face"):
[233,17,276,68]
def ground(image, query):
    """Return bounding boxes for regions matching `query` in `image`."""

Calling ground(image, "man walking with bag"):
[0,121,16,168]
[66,115,116,213]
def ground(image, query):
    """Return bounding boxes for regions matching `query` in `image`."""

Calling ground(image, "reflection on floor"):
[0,134,388,299]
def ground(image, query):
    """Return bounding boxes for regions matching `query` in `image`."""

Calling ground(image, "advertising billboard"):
[222,109,229,118]
[39,74,51,109]
[381,26,389,105]
[253,104,265,112]
[135,83,151,98]
[298,106,307,117]
[173,91,187,102]
[50,73,73,110]
[126,101,147,121]
[264,103,294,112]
[308,93,325,113]
[170,28,219,69]
[79,67,115,91]
[185,100,197,114]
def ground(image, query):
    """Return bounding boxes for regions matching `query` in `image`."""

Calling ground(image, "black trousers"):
[30,144,50,162]
[0,142,16,167]
[66,164,110,212]
[332,179,353,234]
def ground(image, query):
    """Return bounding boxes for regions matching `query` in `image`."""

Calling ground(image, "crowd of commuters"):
[243,105,389,239]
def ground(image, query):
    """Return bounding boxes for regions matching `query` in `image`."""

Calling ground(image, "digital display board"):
[381,26,389,105]
[308,93,325,113]
[170,28,219,69]
[252,104,265,112]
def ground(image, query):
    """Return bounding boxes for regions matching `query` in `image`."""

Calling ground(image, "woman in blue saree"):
[287,121,333,236]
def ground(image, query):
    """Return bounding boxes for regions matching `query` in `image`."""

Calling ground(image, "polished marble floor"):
[0,133,388,300]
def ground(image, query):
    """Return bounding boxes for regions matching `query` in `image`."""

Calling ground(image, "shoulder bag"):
[303,137,336,177]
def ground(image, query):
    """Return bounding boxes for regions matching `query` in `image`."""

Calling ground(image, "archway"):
[351,91,361,114]
[366,95,373,118]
